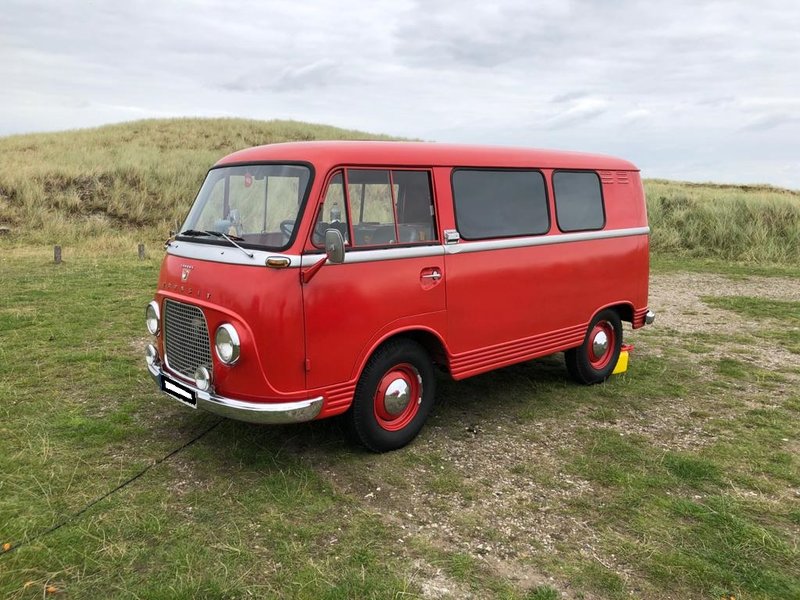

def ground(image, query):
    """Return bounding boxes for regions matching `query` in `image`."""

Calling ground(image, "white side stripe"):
[166,227,650,267]
[443,226,651,255]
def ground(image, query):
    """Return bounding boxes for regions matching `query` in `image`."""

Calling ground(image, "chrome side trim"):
[147,361,323,424]
[167,241,301,268]
[444,226,650,255]
[167,226,650,267]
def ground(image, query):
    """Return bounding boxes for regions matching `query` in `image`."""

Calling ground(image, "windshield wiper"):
[179,229,244,241]
[178,229,254,259]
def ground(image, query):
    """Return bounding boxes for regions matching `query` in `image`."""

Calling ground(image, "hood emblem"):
[181,264,193,281]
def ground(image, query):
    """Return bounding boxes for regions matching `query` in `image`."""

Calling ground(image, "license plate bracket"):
[160,374,197,408]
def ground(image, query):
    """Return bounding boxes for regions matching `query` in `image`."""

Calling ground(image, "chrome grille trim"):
[163,299,212,381]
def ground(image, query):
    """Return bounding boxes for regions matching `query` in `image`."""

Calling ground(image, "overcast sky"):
[2,1,799,188]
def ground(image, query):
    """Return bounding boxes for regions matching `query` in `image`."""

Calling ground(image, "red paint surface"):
[152,142,650,418]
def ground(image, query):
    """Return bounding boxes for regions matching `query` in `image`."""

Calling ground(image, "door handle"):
[421,270,441,280]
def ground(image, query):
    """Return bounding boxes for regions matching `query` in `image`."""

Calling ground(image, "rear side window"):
[452,169,549,240]
[553,171,605,231]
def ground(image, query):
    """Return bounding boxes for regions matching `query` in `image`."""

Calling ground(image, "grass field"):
[1,119,799,599]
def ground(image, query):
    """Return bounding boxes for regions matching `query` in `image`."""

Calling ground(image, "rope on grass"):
[0,418,223,557]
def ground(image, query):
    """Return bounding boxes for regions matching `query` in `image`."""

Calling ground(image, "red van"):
[145,142,654,451]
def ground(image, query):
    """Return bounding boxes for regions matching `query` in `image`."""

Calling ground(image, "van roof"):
[216,141,639,171]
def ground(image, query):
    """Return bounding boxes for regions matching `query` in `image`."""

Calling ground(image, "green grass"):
[0,250,419,598]
[1,248,799,598]
[703,296,800,354]
[526,586,561,600]
[651,254,800,278]
[645,179,800,264]
[567,425,799,598]
[702,296,800,321]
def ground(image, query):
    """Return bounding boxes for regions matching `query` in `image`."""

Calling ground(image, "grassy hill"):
[1,118,798,263]
[647,179,800,264]
[0,118,395,249]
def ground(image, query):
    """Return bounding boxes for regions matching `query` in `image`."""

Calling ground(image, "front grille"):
[163,299,212,381]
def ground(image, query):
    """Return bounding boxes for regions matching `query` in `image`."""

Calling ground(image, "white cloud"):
[1,0,799,187]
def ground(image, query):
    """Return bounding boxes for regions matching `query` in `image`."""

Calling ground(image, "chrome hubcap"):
[592,331,609,358]
[383,378,412,415]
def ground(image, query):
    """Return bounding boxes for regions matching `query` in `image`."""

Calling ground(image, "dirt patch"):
[317,272,800,599]
[648,271,800,337]
[645,271,800,388]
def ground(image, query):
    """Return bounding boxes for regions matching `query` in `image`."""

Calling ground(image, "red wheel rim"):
[587,321,615,370]
[373,363,422,432]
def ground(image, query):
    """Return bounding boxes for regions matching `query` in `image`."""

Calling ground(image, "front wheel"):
[565,310,622,385]
[346,339,436,452]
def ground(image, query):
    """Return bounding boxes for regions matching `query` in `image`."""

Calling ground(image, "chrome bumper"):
[147,361,323,424]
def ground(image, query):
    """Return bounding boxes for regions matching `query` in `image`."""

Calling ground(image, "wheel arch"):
[592,301,634,325]
[354,327,450,382]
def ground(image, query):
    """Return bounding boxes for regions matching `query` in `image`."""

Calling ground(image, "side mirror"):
[325,228,345,264]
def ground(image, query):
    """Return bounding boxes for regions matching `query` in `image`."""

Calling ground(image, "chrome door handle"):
[421,271,441,280]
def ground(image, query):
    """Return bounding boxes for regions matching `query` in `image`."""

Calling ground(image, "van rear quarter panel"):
[600,170,647,229]
[439,168,648,378]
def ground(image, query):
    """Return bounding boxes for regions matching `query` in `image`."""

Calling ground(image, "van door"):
[443,168,557,378]
[302,168,446,396]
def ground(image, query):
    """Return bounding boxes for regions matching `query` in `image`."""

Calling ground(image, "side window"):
[452,169,549,240]
[312,172,348,246]
[553,171,605,231]
[348,170,396,246]
[313,169,438,248]
[348,169,437,247]
[394,170,436,242]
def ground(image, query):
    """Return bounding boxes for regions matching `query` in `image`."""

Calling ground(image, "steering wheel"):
[280,219,295,237]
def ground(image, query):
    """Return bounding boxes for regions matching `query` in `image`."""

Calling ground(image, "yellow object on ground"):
[613,345,632,375]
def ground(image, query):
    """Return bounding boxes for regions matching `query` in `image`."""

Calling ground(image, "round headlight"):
[194,366,211,391]
[146,301,160,335]
[215,323,240,365]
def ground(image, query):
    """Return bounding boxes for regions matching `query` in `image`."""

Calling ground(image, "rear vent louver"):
[599,171,630,185]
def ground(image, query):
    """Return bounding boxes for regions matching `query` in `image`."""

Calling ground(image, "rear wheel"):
[565,310,622,385]
[346,339,436,452]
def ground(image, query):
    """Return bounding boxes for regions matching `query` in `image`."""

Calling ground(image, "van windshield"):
[178,164,312,251]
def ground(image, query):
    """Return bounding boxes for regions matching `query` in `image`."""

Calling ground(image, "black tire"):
[346,339,436,452]
[565,309,623,385]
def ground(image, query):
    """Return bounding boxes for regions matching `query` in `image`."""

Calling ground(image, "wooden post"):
[138,243,145,260]
[54,245,62,264]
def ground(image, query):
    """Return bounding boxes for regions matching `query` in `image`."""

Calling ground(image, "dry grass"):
[0,118,396,249]
[645,179,800,264]
[2,118,798,266]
